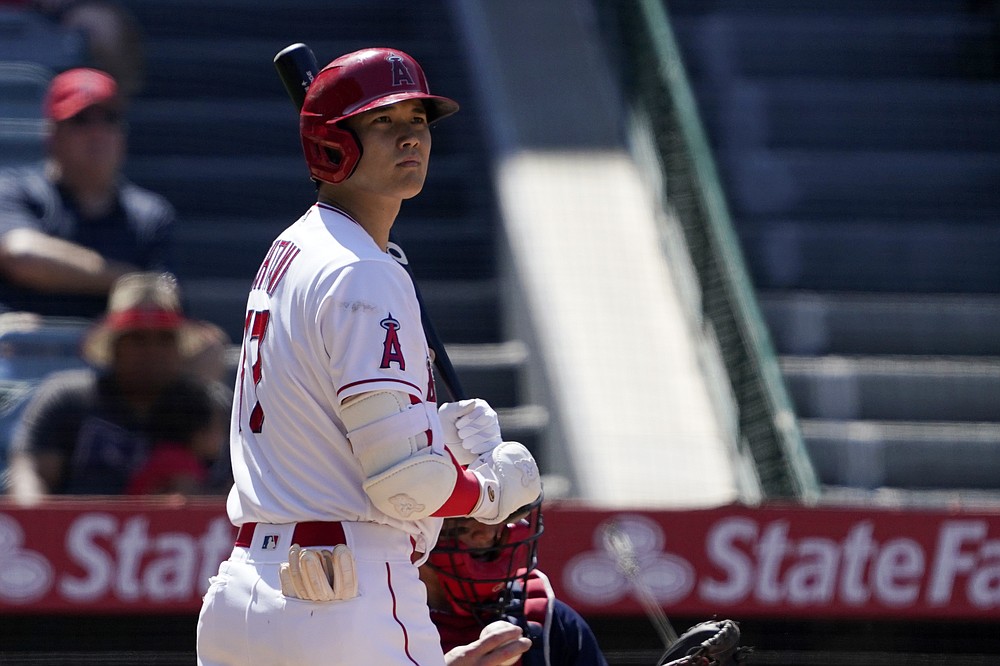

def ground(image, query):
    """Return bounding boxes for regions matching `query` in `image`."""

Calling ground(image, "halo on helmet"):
[426,499,544,624]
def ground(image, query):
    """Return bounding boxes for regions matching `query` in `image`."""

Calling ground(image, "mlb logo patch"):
[262,534,280,550]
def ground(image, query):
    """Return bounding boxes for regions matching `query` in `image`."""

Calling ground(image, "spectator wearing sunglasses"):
[0,67,175,320]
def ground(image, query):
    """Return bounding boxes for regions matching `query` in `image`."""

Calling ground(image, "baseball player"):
[195,48,541,666]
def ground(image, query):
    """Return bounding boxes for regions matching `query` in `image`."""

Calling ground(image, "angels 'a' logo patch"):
[387,54,416,87]
[380,314,405,370]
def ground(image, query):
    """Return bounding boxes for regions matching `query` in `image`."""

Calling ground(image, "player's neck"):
[318,189,400,251]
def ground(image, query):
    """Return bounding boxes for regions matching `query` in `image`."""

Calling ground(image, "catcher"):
[420,500,609,666]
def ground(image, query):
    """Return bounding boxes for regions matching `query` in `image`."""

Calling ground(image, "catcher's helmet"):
[300,47,459,184]
[426,500,543,623]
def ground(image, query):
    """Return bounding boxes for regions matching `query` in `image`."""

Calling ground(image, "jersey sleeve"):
[121,182,176,271]
[320,258,431,404]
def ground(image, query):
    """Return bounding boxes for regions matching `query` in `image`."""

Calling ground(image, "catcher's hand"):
[658,619,752,666]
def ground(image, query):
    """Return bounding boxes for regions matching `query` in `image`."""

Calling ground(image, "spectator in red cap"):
[4,271,228,502]
[0,67,175,320]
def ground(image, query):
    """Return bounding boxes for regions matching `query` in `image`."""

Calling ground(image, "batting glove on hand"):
[278,543,358,602]
[467,441,541,525]
[439,399,502,465]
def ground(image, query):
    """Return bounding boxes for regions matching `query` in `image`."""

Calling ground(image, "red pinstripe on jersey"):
[337,376,424,397]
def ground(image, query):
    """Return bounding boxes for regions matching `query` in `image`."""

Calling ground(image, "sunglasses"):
[64,108,125,127]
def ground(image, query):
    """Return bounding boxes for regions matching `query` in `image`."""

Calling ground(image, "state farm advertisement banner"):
[0,497,232,613]
[1,499,999,619]
[540,503,1000,621]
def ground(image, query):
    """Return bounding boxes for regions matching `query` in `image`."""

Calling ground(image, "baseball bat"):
[603,519,680,649]
[273,43,466,402]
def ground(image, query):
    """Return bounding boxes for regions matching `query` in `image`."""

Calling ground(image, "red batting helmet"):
[300,47,459,184]
[426,500,543,623]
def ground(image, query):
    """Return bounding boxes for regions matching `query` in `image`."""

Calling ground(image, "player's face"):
[440,517,506,549]
[341,99,431,200]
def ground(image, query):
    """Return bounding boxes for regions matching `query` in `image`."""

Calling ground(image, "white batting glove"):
[278,543,358,602]
[467,441,541,525]
[439,399,502,465]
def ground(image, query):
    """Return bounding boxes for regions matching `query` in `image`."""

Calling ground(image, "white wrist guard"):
[466,441,541,525]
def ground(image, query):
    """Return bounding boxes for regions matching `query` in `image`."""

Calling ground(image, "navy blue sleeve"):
[119,182,176,271]
[524,599,609,666]
[0,167,47,237]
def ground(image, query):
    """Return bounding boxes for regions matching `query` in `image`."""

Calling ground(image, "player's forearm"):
[0,228,134,294]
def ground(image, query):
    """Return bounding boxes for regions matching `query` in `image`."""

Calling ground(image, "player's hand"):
[439,399,502,465]
[444,620,531,666]
[468,441,542,525]
[278,543,358,602]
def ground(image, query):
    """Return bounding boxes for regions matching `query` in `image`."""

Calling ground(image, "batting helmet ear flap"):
[301,119,363,184]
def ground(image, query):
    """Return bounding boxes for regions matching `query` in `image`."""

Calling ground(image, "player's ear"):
[325,147,344,166]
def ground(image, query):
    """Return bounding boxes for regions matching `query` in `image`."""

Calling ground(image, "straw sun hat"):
[81,272,219,367]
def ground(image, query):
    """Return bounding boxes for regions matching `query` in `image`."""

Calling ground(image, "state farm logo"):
[560,513,1000,616]
[563,514,695,606]
[0,513,54,604]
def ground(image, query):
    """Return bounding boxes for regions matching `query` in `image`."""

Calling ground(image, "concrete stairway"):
[669,0,1000,494]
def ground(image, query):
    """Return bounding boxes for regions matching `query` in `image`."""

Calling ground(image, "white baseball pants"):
[196,521,444,665]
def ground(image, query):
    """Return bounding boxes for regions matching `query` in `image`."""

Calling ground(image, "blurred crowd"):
[0,8,231,501]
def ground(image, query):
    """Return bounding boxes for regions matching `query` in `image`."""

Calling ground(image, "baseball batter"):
[196,48,541,666]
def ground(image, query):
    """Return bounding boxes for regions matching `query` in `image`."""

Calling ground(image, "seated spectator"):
[420,501,610,666]
[0,67,174,319]
[4,271,225,503]
[125,373,229,495]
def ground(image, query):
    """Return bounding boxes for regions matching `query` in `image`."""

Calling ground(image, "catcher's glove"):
[657,619,752,666]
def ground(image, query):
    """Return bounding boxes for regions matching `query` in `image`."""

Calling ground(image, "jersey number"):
[242,308,270,433]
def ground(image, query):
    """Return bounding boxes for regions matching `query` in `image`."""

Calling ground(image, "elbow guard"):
[342,390,461,520]
[361,448,459,519]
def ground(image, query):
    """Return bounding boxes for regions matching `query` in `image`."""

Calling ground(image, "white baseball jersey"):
[227,202,442,554]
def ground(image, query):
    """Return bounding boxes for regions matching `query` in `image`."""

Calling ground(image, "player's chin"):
[397,176,427,200]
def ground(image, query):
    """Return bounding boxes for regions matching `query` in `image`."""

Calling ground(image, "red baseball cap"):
[44,68,121,122]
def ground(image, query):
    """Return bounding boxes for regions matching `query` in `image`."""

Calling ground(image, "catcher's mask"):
[426,500,543,623]
[300,47,459,184]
